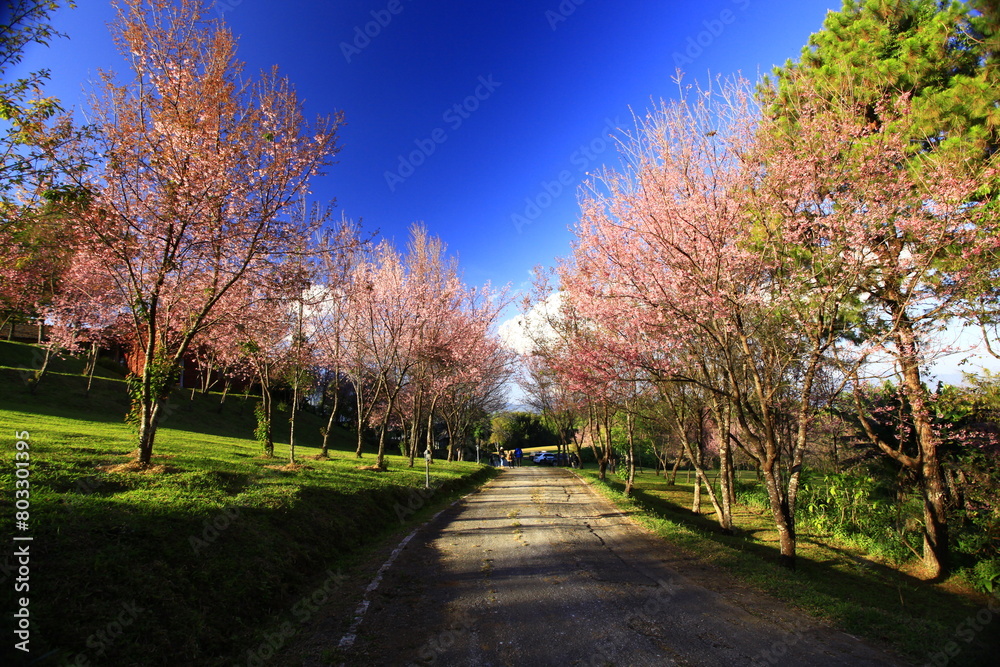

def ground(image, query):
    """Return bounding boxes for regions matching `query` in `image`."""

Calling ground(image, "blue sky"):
[17,0,843,296]
[16,0,1000,391]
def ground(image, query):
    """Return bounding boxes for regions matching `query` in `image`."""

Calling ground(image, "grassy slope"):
[0,342,496,666]
[577,468,999,666]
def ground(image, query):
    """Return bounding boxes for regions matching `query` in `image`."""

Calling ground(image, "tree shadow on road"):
[585,471,1000,666]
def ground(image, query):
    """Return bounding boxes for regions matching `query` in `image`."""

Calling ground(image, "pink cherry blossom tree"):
[216,280,294,458]
[64,0,341,465]
[436,285,513,462]
[560,76,876,567]
[349,238,422,470]
[396,227,465,465]
[38,249,124,395]
[560,73,995,573]
[439,332,513,462]
[309,220,368,458]
[766,84,998,577]
[341,258,384,461]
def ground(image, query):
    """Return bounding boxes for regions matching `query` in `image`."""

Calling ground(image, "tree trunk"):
[320,384,339,458]
[624,410,636,497]
[85,343,99,397]
[27,345,53,394]
[406,391,422,467]
[663,397,728,528]
[692,442,703,514]
[289,378,299,465]
[136,396,162,465]
[720,436,735,525]
[354,379,366,458]
[762,455,796,569]
[668,449,683,485]
[426,393,441,463]
[920,457,950,578]
[896,312,949,578]
[217,377,231,414]
[787,355,823,526]
[570,426,585,469]
[259,384,274,457]
[134,337,175,464]
[711,398,734,532]
[445,414,456,462]
[375,420,389,469]
[733,326,798,569]
[692,413,704,513]
[374,393,396,470]
[198,352,217,393]
[598,404,613,481]
[410,420,423,466]
[374,372,405,471]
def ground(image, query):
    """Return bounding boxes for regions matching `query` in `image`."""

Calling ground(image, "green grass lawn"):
[0,341,496,666]
[577,467,999,666]
[6,338,995,665]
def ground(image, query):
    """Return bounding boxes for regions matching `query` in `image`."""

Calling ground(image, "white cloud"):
[497,292,564,355]
[927,320,1000,385]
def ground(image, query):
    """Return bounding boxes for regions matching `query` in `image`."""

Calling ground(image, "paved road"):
[336,467,905,666]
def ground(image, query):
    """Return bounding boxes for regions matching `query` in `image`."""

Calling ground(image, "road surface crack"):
[584,521,607,547]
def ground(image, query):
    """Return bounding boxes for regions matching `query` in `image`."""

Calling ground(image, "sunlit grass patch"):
[0,342,495,665]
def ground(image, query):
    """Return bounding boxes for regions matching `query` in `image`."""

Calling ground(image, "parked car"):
[534,453,556,465]
[552,453,571,466]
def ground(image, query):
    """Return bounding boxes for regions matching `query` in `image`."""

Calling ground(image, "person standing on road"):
[514,447,523,467]
[505,449,514,467]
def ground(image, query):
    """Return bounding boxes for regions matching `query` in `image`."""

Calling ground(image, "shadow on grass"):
[0,364,364,458]
[7,456,498,667]
[582,471,999,665]
[0,368,132,424]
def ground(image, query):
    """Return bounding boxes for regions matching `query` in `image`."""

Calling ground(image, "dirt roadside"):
[278,466,909,666]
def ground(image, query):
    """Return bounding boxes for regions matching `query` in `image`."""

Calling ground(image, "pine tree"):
[768,0,998,167]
